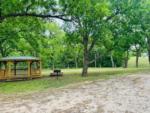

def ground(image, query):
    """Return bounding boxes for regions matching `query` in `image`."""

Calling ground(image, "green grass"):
[0,67,149,94]
[0,57,149,94]
[128,56,149,68]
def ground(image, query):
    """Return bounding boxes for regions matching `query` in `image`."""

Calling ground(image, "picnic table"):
[50,69,63,77]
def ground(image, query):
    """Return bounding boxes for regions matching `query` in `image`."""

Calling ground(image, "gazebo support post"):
[7,61,12,80]
[4,62,6,77]
[28,61,31,79]
[14,62,17,76]
[40,61,42,77]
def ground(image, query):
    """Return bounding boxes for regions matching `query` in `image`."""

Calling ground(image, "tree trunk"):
[52,63,55,70]
[148,49,150,64]
[136,50,139,68]
[82,51,88,76]
[82,36,89,76]
[110,53,115,68]
[68,64,70,69]
[75,57,78,68]
[147,38,150,64]
[95,53,97,68]
[124,50,129,68]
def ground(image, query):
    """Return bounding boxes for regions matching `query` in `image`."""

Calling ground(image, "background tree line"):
[0,0,150,76]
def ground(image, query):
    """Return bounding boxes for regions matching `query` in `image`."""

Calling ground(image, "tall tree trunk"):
[75,57,78,68]
[95,53,97,68]
[147,38,150,64]
[0,48,6,57]
[124,50,129,68]
[82,36,89,76]
[110,53,115,68]
[82,50,88,76]
[148,50,150,64]
[136,49,140,68]
[52,62,55,70]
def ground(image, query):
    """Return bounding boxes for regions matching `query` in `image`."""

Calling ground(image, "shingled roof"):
[0,56,40,61]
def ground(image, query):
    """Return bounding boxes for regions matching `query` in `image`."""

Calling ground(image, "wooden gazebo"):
[0,56,42,81]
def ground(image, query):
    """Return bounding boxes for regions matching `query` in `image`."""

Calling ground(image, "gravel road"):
[0,73,150,113]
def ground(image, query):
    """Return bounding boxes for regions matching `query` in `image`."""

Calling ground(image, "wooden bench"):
[50,69,63,77]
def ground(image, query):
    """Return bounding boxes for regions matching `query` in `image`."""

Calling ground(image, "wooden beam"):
[14,62,17,76]
[7,61,12,79]
[4,62,6,77]
[27,61,31,78]
[40,61,42,77]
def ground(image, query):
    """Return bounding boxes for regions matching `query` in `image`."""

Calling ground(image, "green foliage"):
[1,0,57,15]
[0,0,150,70]
[0,17,43,57]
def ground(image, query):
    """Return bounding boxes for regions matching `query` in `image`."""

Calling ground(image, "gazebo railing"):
[11,69,28,76]
[0,69,6,80]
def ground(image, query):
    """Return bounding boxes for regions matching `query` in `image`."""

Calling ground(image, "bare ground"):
[0,73,150,113]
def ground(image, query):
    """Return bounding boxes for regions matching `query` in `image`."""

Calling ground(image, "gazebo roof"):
[0,56,40,61]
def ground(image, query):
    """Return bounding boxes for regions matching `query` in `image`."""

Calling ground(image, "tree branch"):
[88,54,101,64]
[105,7,120,21]
[25,3,33,13]
[0,13,72,22]
[88,38,97,52]
[105,5,133,22]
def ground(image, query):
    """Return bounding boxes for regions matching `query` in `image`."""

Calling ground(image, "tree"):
[124,0,147,68]
[108,0,146,68]
[140,0,150,64]
[65,37,82,68]
[60,0,111,76]
[100,26,115,67]
[40,22,66,68]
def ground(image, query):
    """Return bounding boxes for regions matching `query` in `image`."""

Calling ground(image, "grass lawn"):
[0,57,149,94]
[128,56,149,68]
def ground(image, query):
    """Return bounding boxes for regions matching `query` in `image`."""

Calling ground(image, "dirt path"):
[0,73,150,113]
